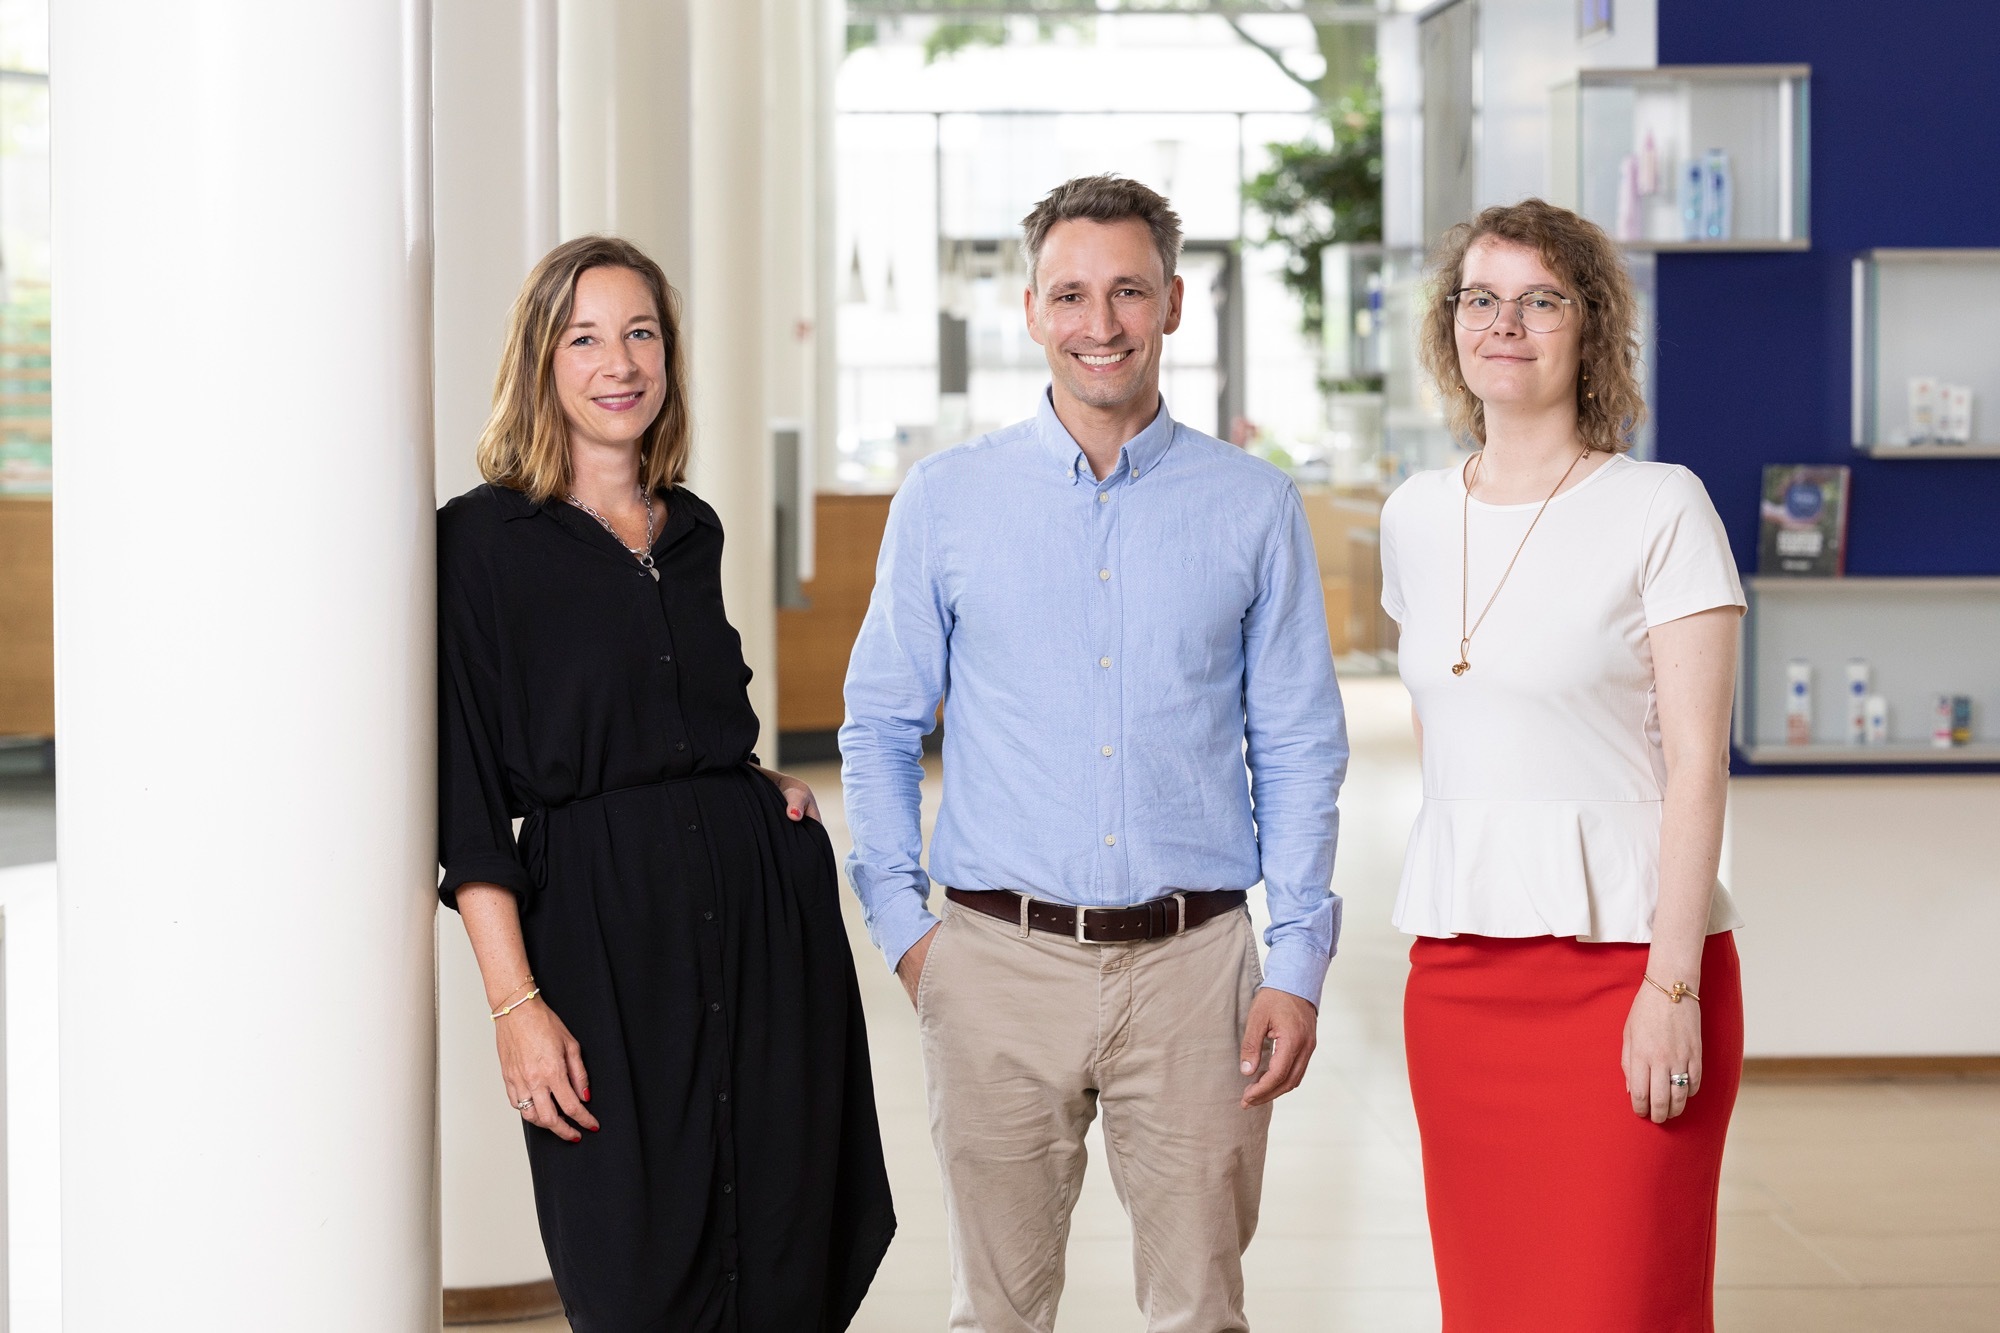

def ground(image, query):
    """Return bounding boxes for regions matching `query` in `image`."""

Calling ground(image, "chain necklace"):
[566,486,659,581]
[1454,448,1588,676]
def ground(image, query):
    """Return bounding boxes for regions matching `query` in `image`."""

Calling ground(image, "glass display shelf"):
[1852,249,2000,457]
[1735,576,2000,770]
[1551,65,1810,252]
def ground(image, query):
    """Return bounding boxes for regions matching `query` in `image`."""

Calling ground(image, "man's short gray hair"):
[1019,174,1183,290]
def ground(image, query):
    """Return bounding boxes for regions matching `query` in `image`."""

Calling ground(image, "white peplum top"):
[1380,453,1746,941]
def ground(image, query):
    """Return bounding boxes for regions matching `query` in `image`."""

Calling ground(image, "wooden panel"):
[442,1279,562,1324]
[0,496,54,736]
[1322,576,1352,657]
[1298,487,1384,582]
[776,492,894,733]
[1743,1056,2000,1081]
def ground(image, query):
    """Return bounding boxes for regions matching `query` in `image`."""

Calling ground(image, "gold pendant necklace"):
[1455,448,1588,676]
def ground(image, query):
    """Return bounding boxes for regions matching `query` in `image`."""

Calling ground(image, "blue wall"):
[1657,0,2000,574]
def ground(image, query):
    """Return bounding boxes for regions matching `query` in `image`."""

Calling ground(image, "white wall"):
[1726,776,2000,1056]
[0,863,57,1331]
[1476,0,1654,210]
[1382,0,1657,245]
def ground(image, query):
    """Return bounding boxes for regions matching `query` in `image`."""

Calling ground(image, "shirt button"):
[659,654,672,663]
[688,822,699,831]
[1097,492,1109,504]
[676,741,687,751]
[710,1001,722,1012]
[703,910,715,921]
[1099,656,1112,668]
[1098,568,1111,581]
[1130,467,1138,478]
[1101,745,1114,757]
[717,1091,729,1103]
[1104,834,1117,846]
[722,1182,734,1194]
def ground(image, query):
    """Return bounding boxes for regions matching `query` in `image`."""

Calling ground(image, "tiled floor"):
[5,672,1933,1333]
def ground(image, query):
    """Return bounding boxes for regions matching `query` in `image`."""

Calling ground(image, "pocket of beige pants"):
[914,905,957,1018]
[1240,909,1265,991]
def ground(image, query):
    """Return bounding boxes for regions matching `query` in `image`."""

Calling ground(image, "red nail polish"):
[582,1089,591,1102]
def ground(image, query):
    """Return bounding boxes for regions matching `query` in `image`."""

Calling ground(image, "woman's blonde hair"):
[476,235,691,502]
[1417,198,1645,454]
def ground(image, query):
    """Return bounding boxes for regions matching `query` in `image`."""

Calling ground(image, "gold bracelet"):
[1643,974,1700,1004]
[490,987,541,1020]
[489,974,535,1008]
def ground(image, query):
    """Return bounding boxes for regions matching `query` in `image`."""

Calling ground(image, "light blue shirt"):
[838,392,1349,1004]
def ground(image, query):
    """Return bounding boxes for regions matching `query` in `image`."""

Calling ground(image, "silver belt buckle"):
[1172,891,1188,933]
[1074,903,1113,945]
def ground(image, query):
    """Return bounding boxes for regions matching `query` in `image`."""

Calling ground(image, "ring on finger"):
[1670,1072,1692,1089]
[515,1095,535,1112]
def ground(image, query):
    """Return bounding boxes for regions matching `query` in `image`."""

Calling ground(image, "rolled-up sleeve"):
[437,535,533,911]
[1241,483,1349,1005]
[839,467,950,972]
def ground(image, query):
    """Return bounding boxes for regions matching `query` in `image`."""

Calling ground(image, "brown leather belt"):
[944,887,1247,945]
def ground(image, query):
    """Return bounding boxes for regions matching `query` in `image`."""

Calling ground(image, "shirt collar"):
[490,481,720,530]
[1034,387,1177,484]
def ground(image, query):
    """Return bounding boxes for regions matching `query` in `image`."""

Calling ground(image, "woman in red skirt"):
[1379,198,1745,1333]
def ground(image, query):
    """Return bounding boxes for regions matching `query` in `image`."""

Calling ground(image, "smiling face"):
[553,265,667,451]
[1025,217,1183,417]
[1453,236,1583,420]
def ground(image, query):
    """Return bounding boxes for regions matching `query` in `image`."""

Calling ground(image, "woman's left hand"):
[1622,985,1702,1123]
[755,765,822,822]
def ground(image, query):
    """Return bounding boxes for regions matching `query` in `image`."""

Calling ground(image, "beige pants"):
[917,900,1271,1333]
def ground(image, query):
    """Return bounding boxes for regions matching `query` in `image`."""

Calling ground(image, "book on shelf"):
[1758,465,1850,577]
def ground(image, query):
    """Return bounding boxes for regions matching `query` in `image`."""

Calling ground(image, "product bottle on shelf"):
[1701,149,1732,241]
[1845,660,1870,745]
[1679,159,1706,242]
[1786,660,1813,746]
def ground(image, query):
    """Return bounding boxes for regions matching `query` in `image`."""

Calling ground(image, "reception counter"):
[0,496,53,737]
[772,484,1393,750]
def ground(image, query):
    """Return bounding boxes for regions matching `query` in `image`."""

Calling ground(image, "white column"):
[558,0,776,757]
[765,0,829,584]
[432,0,559,1300]
[812,0,844,510]
[51,3,440,1329]
[557,0,692,280]
[434,0,559,502]
[689,0,775,755]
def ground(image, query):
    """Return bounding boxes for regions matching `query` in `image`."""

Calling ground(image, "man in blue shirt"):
[840,174,1348,1331]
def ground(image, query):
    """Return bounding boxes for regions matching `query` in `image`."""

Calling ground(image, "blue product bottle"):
[1702,148,1732,241]
[1679,159,1706,241]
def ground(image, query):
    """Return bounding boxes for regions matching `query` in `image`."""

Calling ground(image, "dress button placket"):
[669,780,739,1292]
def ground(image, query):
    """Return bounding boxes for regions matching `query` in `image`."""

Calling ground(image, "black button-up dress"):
[437,482,895,1332]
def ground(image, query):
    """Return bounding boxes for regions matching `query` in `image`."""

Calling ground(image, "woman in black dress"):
[438,235,895,1331]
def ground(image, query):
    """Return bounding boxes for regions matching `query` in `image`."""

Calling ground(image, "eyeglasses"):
[1449,287,1576,334]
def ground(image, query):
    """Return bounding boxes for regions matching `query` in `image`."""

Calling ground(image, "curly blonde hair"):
[476,235,691,503]
[1417,198,1645,454]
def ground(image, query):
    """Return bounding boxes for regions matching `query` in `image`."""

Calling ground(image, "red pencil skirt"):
[1404,931,1742,1333]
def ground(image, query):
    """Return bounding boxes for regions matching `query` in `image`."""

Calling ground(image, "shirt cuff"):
[873,891,942,976]
[438,856,536,912]
[1259,937,1333,1009]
